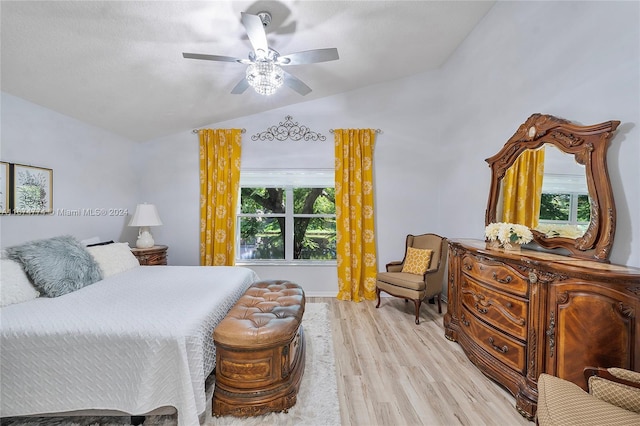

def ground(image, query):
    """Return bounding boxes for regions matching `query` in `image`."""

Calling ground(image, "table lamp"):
[128,203,163,248]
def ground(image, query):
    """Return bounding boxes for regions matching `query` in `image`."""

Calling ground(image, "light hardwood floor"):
[308,297,532,426]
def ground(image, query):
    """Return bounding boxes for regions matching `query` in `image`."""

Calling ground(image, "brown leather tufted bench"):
[212,280,306,417]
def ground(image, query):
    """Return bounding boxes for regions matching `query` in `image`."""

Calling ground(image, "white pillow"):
[0,258,40,307]
[87,242,140,278]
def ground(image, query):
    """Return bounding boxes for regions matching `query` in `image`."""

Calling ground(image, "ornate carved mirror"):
[485,114,620,261]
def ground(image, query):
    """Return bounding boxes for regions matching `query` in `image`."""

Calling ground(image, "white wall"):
[438,0,640,268]
[139,1,640,298]
[0,93,139,247]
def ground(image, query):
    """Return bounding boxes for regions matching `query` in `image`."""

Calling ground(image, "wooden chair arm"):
[584,367,640,389]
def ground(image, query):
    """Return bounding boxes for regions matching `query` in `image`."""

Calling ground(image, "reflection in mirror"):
[485,114,620,261]
[537,144,589,238]
[496,144,590,239]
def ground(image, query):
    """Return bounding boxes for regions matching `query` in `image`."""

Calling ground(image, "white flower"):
[507,223,533,244]
[484,222,502,241]
[535,223,585,239]
[485,222,533,245]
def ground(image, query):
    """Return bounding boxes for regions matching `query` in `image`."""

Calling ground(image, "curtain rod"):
[329,129,382,134]
[192,128,246,134]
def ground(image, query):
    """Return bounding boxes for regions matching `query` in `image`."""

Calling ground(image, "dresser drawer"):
[131,245,168,266]
[461,276,528,340]
[461,253,528,297]
[460,306,527,374]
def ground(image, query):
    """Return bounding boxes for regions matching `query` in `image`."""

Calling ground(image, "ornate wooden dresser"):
[445,113,639,419]
[444,239,640,419]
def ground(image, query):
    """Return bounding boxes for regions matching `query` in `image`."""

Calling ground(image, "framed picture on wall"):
[11,164,53,214]
[0,162,9,214]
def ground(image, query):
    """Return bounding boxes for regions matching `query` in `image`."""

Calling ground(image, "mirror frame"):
[485,114,620,262]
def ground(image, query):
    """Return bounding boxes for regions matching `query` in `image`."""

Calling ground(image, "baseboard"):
[305,292,448,302]
[304,292,396,298]
[305,291,339,298]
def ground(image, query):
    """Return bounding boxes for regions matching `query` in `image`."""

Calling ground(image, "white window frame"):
[236,169,336,265]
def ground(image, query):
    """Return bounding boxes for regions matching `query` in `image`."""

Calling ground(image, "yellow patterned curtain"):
[199,129,242,266]
[334,129,377,302]
[502,147,545,229]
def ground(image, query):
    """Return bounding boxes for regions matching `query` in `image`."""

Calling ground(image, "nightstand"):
[131,245,168,266]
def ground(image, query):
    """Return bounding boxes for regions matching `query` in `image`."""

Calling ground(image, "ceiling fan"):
[182,12,339,96]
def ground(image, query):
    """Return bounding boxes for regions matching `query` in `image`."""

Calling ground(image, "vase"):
[486,240,502,250]
[503,242,521,251]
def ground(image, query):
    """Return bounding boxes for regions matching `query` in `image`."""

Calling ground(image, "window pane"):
[293,188,335,214]
[294,217,336,260]
[577,194,591,223]
[240,188,285,214]
[539,193,570,221]
[239,217,284,259]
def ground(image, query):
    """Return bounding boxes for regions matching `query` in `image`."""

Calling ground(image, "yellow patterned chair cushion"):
[537,373,640,426]
[401,247,433,275]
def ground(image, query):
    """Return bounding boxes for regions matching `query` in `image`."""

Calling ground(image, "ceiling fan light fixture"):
[182,11,339,96]
[246,60,284,96]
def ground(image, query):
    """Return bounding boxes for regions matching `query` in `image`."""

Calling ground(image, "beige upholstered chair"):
[536,368,640,426]
[375,233,447,324]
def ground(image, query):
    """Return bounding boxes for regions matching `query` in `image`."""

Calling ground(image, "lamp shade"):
[128,203,162,227]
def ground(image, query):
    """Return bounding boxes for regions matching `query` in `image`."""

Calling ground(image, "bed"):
[0,236,258,426]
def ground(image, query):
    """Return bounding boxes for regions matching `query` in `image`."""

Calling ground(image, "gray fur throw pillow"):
[6,235,103,297]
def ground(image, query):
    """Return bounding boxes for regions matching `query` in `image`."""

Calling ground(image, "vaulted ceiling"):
[1,1,495,141]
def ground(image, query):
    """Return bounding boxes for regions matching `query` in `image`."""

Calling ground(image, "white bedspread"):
[0,265,258,426]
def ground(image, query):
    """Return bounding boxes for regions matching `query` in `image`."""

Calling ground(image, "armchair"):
[536,367,640,425]
[375,233,447,324]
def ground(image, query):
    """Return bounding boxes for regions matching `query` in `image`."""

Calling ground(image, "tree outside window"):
[539,192,590,223]
[238,187,336,261]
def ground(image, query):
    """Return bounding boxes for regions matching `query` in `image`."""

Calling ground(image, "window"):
[236,170,336,263]
[537,173,591,238]
[539,193,590,224]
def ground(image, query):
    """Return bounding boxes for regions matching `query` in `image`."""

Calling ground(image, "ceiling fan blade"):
[182,52,242,63]
[278,48,339,65]
[283,71,312,96]
[241,12,269,55]
[231,78,250,94]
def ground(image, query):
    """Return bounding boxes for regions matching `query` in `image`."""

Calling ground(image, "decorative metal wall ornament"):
[251,115,326,141]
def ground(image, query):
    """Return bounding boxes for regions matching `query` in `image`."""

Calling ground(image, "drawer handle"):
[471,292,489,314]
[461,313,470,327]
[488,337,509,354]
[463,262,472,271]
[463,288,526,326]
[492,272,512,284]
[475,302,488,315]
[477,300,525,326]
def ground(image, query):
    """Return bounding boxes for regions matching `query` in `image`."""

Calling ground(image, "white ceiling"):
[1,1,495,141]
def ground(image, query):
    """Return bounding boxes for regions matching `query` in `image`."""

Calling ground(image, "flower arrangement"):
[534,223,587,239]
[485,222,533,249]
